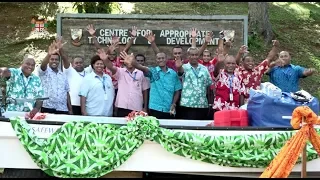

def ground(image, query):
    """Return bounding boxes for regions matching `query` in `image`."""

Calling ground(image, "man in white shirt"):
[63,56,91,115]
[39,38,72,114]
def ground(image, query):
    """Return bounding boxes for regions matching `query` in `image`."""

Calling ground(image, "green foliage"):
[38,2,59,18]
[73,2,121,14]
[248,32,263,52]
[46,19,57,32]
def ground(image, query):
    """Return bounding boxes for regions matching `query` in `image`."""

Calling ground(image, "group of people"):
[0,25,316,120]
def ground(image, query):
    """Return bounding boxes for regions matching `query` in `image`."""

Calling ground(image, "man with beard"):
[176,47,213,120]
[38,38,72,114]
[63,56,92,115]
[0,55,44,118]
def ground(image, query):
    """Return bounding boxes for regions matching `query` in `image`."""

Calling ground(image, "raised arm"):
[123,26,138,53]
[86,24,103,50]
[235,45,249,65]
[120,51,150,74]
[198,32,213,56]
[265,40,280,64]
[213,54,226,77]
[144,31,160,55]
[223,41,232,56]
[191,28,197,48]
[190,28,213,56]
[97,48,117,75]
[217,36,224,55]
[55,36,70,69]
[41,42,59,71]
[219,31,232,56]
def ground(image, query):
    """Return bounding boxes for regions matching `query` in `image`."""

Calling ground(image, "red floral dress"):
[213,69,245,111]
[236,59,269,101]
[198,57,218,90]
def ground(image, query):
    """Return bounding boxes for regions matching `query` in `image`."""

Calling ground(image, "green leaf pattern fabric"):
[9,116,320,178]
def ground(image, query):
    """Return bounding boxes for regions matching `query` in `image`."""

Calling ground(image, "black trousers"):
[149,109,173,119]
[116,108,133,117]
[113,89,119,116]
[41,107,68,115]
[207,107,214,120]
[174,90,183,119]
[72,105,82,115]
[180,106,209,120]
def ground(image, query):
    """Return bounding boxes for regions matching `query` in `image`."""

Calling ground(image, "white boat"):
[1,111,320,178]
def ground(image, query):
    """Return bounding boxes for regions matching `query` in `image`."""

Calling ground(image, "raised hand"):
[224,41,232,47]
[48,42,59,55]
[205,31,213,43]
[111,35,120,45]
[96,48,109,61]
[129,26,138,37]
[86,24,96,36]
[55,36,67,51]
[217,53,226,62]
[272,40,280,47]
[108,41,120,54]
[144,31,155,43]
[238,45,249,54]
[120,51,135,66]
[175,56,183,68]
[217,45,224,55]
[191,28,197,38]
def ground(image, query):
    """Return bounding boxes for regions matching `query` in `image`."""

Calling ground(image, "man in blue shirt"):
[120,51,182,119]
[267,51,315,92]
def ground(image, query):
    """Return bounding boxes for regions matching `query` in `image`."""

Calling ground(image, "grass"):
[133,2,320,99]
[0,2,319,99]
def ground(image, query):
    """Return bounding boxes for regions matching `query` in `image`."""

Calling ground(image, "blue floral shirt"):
[6,68,44,112]
[180,63,213,108]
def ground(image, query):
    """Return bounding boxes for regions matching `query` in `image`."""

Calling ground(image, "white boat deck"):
[1,111,320,177]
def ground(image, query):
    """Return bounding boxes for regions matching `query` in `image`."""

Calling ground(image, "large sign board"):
[89,29,236,46]
[57,14,248,66]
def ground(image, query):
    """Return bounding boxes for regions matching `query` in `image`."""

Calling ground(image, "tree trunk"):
[248,2,274,44]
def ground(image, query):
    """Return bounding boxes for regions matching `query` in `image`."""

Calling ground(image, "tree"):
[248,2,274,45]
[73,2,120,14]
